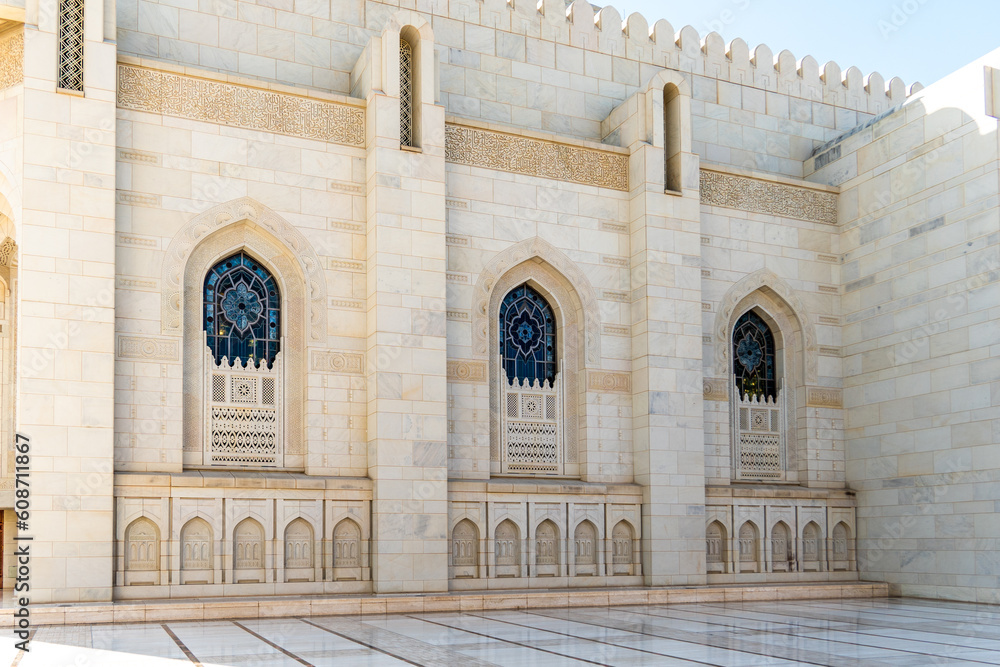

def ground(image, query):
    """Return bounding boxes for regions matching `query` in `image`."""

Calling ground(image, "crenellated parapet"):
[407,0,918,115]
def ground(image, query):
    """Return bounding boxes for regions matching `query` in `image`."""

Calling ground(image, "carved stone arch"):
[643,69,693,98]
[332,518,362,568]
[705,520,728,572]
[473,237,600,366]
[801,520,823,569]
[640,69,693,166]
[233,517,265,570]
[180,517,213,572]
[179,212,314,465]
[770,520,792,568]
[738,520,760,571]
[714,269,817,382]
[161,197,327,342]
[493,519,521,572]
[573,520,598,567]
[124,517,160,572]
[283,517,315,570]
[451,518,479,574]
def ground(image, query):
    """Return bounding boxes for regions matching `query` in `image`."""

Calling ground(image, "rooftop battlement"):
[407,0,920,115]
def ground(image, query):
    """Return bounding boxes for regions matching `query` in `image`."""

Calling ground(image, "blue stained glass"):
[732,310,776,400]
[500,284,556,385]
[204,251,281,365]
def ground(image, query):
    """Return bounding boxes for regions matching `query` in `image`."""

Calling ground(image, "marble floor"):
[2,597,999,666]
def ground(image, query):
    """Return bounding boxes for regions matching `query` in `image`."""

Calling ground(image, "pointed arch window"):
[204,251,281,365]
[500,284,556,386]
[203,250,283,467]
[498,283,563,475]
[733,310,776,400]
[731,309,783,480]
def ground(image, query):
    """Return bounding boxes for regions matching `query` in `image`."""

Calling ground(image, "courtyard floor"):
[1,597,998,666]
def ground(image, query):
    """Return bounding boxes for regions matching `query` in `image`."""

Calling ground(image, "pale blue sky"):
[605,0,1000,88]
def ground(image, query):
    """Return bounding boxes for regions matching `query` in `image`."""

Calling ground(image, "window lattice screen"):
[399,38,413,146]
[58,0,85,91]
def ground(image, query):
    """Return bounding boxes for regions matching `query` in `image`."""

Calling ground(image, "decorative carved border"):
[311,350,364,374]
[116,335,180,362]
[700,170,838,225]
[806,386,843,408]
[587,371,631,393]
[703,377,729,402]
[445,124,628,192]
[447,360,487,383]
[116,276,158,291]
[161,197,327,343]
[0,31,23,90]
[117,64,365,147]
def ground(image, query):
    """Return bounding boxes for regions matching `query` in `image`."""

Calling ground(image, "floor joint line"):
[161,623,202,666]
[231,620,314,666]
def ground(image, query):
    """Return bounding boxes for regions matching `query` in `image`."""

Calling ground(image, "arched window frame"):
[496,282,566,477]
[730,307,787,481]
[174,204,323,474]
[640,71,691,195]
[664,83,682,192]
[201,249,285,469]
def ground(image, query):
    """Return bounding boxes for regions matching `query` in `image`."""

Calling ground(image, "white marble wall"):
[12,0,987,604]
[808,51,1000,603]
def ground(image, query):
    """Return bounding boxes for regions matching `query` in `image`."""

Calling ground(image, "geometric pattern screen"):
[57,0,85,91]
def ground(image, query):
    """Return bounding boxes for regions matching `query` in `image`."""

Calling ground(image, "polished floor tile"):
[6,598,1000,666]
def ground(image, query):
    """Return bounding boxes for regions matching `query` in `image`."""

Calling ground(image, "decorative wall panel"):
[117,335,180,362]
[311,351,365,375]
[0,31,23,90]
[806,386,843,408]
[117,64,365,147]
[445,124,629,191]
[587,371,631,393]
[700,169,838,225]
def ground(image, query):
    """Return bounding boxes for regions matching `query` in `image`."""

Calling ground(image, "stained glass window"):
[732,310,776,400]
[500,284,556,385]
[204,251,281,365]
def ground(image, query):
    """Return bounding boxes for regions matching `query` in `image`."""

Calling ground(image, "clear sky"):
[604,0,1000,88]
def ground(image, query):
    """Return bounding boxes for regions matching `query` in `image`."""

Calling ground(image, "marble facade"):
[0,0,995,604]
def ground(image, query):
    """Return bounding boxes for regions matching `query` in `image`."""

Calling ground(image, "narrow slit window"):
[400,37,414,147]
[664,84,681,192]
